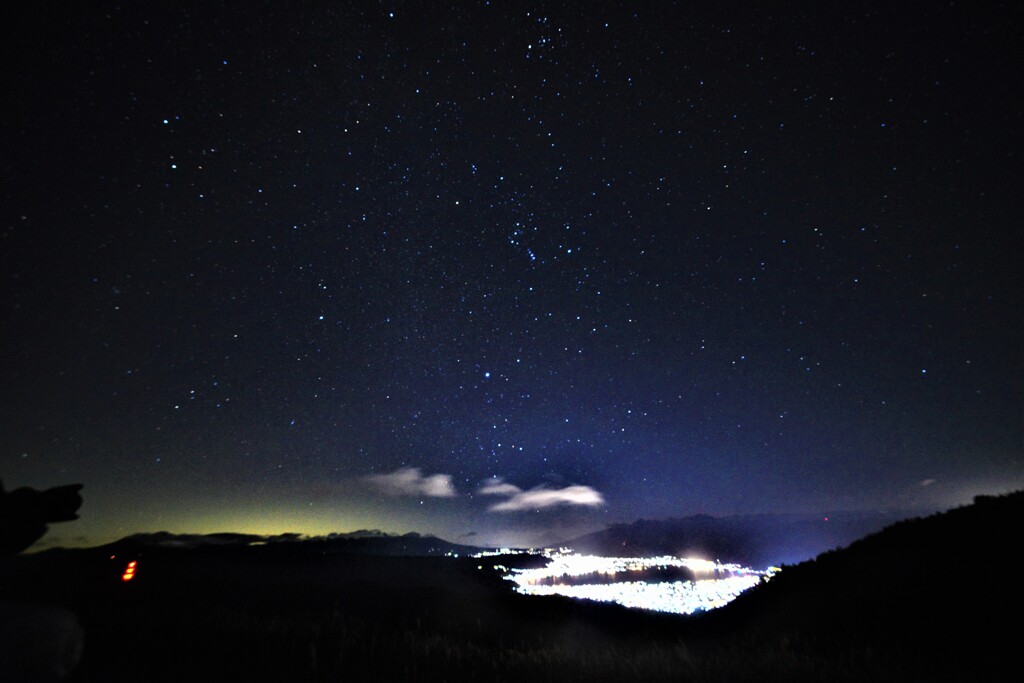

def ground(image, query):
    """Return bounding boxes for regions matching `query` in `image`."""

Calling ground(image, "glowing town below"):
[467,549,778,615]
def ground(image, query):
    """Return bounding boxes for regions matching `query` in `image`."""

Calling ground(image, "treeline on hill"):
[0,492,1018,682]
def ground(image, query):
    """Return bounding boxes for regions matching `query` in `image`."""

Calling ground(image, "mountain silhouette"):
[110,529,481,557]
[567,509,914,567]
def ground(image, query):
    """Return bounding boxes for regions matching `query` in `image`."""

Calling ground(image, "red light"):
[122,561,137,582]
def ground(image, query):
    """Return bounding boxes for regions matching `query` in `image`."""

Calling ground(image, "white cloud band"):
[364,467,457,498]
[479,480,523,496]
[480,478,604,512]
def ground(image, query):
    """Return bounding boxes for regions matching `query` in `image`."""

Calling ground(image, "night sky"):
[3,2,1020,548]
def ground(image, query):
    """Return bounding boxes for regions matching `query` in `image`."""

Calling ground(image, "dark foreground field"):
[2,493,1020,682]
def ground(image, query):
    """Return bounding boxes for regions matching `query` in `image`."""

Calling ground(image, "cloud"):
[364,467,457,498]
[919,478,937,487]
[479,478,524,497]
[479,478,605,512]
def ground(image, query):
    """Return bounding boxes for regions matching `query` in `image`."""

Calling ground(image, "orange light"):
[122,561,137,581]
[128,561,137,568]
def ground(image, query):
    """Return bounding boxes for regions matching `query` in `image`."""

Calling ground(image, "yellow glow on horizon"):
[37,495,426,549]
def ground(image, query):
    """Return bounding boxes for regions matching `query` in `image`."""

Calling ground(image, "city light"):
[477,549,775,615]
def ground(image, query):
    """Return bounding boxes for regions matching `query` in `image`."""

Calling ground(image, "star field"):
[2,2,1020,547]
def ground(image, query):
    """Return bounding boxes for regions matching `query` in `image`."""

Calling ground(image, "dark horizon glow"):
[2,2,1020,549]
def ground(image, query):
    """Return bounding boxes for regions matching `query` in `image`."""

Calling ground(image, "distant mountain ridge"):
[113,508,930,565]
[567,509,918,567]
[113,529,481,557]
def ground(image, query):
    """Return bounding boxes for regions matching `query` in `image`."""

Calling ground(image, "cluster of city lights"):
[511,551,745,582]
[512,573,763,614]
[476,549,775,615]
[467,548,517,557]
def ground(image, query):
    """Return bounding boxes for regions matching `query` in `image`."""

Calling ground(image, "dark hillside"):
[0,494,1018,681]
[703,491,1023,680]
[1,543,690,682]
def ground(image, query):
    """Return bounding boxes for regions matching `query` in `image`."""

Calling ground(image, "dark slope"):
[568,509,911,567]
[701,492,1024,680]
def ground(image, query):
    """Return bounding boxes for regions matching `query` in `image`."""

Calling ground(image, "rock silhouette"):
[0,481,83,555]
[0,481,85,681]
